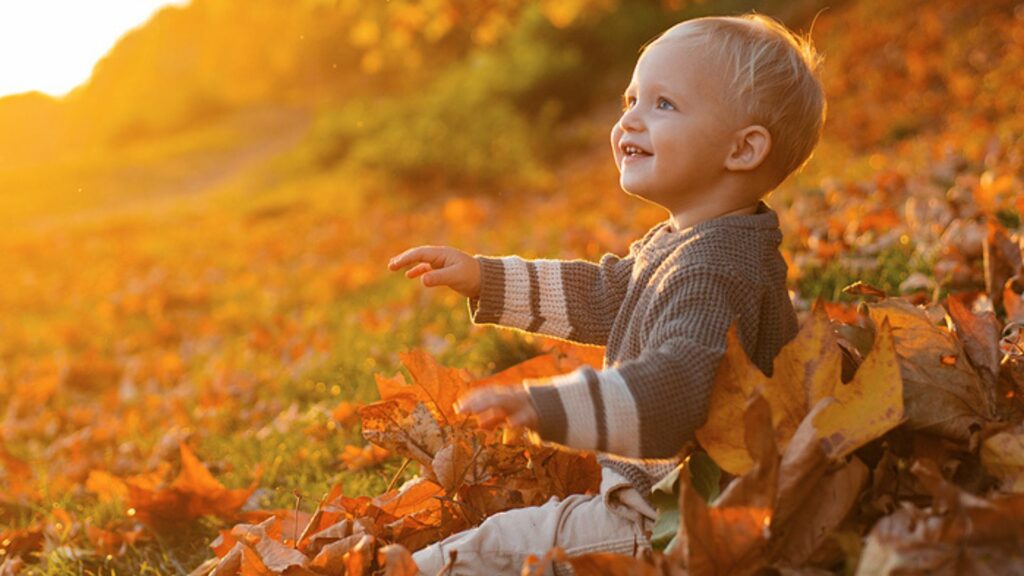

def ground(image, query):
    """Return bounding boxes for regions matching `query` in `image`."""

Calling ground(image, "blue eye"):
[657,98,675,110]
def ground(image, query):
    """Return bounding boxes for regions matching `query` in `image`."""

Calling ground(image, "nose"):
[618,104,644,133]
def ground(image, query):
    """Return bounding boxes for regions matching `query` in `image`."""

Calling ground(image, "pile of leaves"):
[183,345,605,575]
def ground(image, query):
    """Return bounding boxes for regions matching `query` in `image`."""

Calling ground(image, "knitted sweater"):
[467,201,798,498]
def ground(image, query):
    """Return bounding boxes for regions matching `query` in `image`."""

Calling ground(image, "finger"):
[474,408,508,429]
[509,410,534,429]
[388,246,446,271]
[405,262,433,279]
[421,267,456,288]
[456,389,495,415]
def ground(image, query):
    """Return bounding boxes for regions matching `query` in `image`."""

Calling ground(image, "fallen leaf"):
[814,318,904,459]
[126,443,257,526]
[867,299,992,440]
[360,401,445,466]
[697,307,843,474]
[432,438,476,493]
[842,281,887,298]
[856,460,1024,575]
[678,394,776,576]
[375,349,471,423]
[981,424,1024,493]
[770,399,870,565]
[946,295,1001,386]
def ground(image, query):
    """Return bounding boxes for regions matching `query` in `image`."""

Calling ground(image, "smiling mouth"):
[623,145,652,157]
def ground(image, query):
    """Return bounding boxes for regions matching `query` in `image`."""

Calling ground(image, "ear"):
[724,125,772,172]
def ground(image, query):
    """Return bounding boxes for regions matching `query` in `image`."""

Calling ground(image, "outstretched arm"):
[467,251,636,347]
[389,229,656,346]
[459,265,755,458]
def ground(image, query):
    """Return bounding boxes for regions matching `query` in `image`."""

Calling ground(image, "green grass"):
[797,241,934,302]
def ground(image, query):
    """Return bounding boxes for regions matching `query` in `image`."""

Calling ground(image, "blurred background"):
[1,0,1022,572]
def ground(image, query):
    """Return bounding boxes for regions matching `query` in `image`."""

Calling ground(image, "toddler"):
[388,12,825,575]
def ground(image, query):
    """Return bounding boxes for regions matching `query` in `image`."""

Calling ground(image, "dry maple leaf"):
[126,443,257,526]
[814,317,904,459]
[946,295,1001,387]
[375,349,473,423]
[697,305,903,474]
[856,459,1024,575]
[866,298,993,440]
[678,394,777,576]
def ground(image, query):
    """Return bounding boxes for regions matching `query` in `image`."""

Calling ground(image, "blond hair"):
[649,14,826,184]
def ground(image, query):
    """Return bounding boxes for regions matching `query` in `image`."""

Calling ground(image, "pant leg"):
[412,469,656,576]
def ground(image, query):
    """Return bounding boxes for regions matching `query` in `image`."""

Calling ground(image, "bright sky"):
[0,1,191,99]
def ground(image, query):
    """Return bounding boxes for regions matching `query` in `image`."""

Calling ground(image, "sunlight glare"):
[0,0,190,99]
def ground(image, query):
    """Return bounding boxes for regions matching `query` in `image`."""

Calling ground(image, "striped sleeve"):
[526,266,754,458]
[466,252,636,347]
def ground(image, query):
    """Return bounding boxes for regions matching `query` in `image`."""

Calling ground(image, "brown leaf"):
[771,400,869,565]
[343,534,376,576]
[679,394,776,576]
[472,353,564,388]
[252,535,310,573]
[85,470,129,503]
[842,281,887,298]
[376,349,471,423]
[1004,274,1024,324]
[360,401,445,466]
[239,542,274,576]
[946,295,1001,385]
[0,442,36,503]
[867,299,992,440]
[856,460,1024,575]
[981,424,1024,493]
[126,443,257,526]
[310,534,366,573]
[528,448,602,499]
[695,324,770,475]
[432,438,476,494]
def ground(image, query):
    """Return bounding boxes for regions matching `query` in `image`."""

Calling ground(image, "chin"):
[619,181,661,206]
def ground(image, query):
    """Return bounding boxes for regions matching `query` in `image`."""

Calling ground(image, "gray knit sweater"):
[467,201,798,498]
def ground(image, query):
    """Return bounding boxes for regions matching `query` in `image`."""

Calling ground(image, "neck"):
[668,201,760,232]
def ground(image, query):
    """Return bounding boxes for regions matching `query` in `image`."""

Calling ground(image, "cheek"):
[610,123,623,162]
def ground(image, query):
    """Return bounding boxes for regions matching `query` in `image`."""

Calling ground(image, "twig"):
[437,550,458,576]
[297,491,329,550]
[386,458,412,492]
[292,489,302,548]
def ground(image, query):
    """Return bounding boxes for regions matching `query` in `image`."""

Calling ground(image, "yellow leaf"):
[695,324,768,475]
[815,318,904,459]
[697,307,839,475]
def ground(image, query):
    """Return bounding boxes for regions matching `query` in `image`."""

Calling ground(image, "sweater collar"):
[648,201,780,247]
[666,201,778,233]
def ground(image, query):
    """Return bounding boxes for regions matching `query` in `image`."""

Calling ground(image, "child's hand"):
[388,246,481,299]
[456,386,539,430]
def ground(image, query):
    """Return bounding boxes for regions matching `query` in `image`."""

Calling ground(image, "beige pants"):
[412,468,657,576]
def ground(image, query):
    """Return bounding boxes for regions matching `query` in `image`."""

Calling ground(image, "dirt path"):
[3,104,313,235]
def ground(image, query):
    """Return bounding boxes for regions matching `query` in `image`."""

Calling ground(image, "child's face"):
[610,32,742,211]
